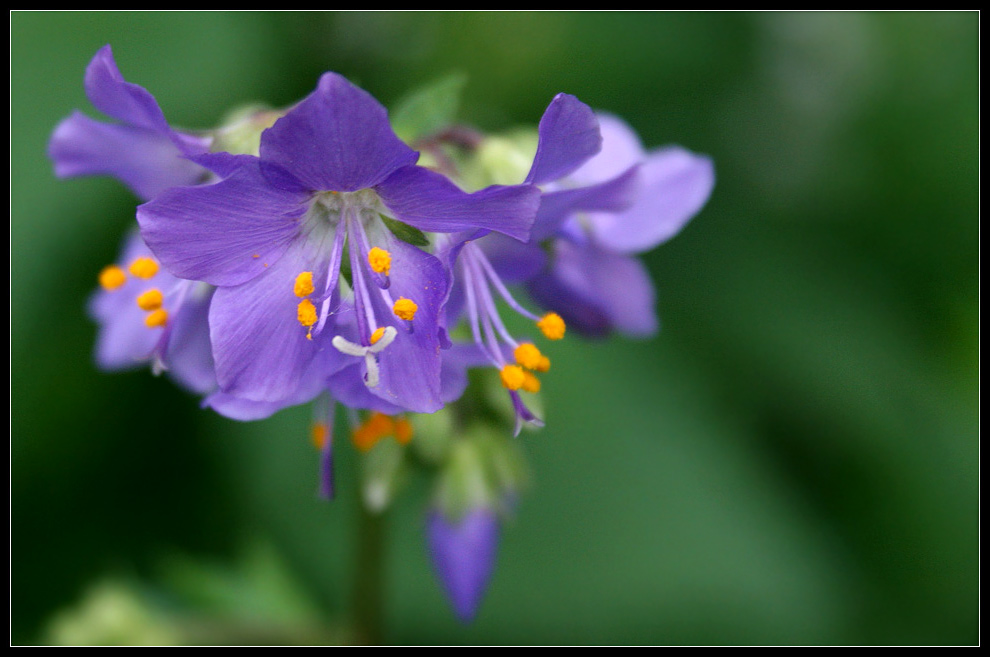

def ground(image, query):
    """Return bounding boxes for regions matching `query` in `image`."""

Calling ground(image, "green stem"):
[351,501,385,645]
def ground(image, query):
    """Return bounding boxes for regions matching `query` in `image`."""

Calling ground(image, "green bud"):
[361,438,407,514]
[391,73,467,144]
[409,406,456,464]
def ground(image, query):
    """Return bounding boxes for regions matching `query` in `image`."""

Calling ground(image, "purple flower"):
[528,114,715,337]
[427,508,500,623]
[48,45,210,200]
[138,72,539,412]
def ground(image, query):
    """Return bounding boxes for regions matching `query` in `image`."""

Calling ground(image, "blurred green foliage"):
[11,11,977,645]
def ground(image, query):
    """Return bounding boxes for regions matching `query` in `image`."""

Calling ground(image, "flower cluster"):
[50,46,714,625]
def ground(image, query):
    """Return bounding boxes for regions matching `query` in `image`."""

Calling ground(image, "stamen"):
[394,417,413,445]
[522,371,541,393]
[311,422,330,450]
[393,297,418,321]
[294,271,314,298]
[352,412,394,452]
[536,355,551,372]
[367,247,392,275]
[145,308,168,328]
[500,364,526,390]
[514,343,544,370]
[297,298,318,327]
[98,265,127,291]
[128,257,159,279]
[537,312,566,340]
[135,288,163,311]
[370,326,387,345]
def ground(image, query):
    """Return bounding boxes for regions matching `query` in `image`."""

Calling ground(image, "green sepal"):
[391,73,467,144]
[379,214,430,248]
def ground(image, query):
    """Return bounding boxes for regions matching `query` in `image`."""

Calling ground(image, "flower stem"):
[351,500,385,645]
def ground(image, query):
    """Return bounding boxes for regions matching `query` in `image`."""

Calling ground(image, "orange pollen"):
[499,364,526,390]
[393,297,418,321]
[370,326,386,345]
[294,271,314,298]
[535,355,551,372]
[513,343,544,370]
[537,312,566,340]
[145,308,168,328]
[394,417,413,445]
[297,298,318,327]
[135,288,163,311]
[522,371,541,393]
[128,257,159,279]
[367,247,392,275]
[352,412,395,452]
[98,265,127,291]
[310,423,330,450]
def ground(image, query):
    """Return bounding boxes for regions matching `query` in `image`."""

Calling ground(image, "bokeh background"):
[11,11,978,645]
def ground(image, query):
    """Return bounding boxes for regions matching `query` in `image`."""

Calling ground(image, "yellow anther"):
[499,364,526,391]
[352,412,394,452]
[513,343,543,370]
[537,312,566,340]
[98,265,127,291]
[294,271,314,298]
[393,297,418,321]
[310,423,330,450]
[135,288,163,311]
[128,257,159,279]
[536,355,551,372]
[367,247,392,275]
[297,298,317,327]
[394,417,413,445]
[522,371,541,393]
[144,308,168,328]
[370,326,386,345]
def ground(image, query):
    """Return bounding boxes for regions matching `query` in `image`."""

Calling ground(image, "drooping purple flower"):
[527,114,715,337]
[48,45,210,200]
[427,508,500,623]
[138,72,540,412]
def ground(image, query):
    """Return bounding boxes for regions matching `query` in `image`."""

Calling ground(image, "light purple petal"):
[202,393,296,421]
[162,285,216,395]
[84,45,171,135]
[530,164,640,241]
[527,240,658,338]
[590,147,715,253]
[477,233,546,284]
[208,238,333,402]
[260,72,418,192]
[376,166,540,242]
[360,226,448,413]
[428,508,500,623]
[49,112,207,200]
[568,113,646,185]
[326,364,405,414]
[525,93,601,185]
[138,161,306,286]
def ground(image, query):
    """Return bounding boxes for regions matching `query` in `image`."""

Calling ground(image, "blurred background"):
[11,11,977,645]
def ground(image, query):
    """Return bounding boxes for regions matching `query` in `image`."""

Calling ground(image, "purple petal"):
[428,508,500,623]
[161,285,216,395]
[530,164,640,241]
[49,112,207,200]
[360,225,448,413]
[84,45,171,136]
[208,238,333,402]
[138,161,306,286]
[260,72,418,192]
[590,147,715,253]
[568,113,646,186]
[525,93,601,185]
[202,392,296,421]
[477,233,547,284]
[326,364,406,414]
[377,166,540,242]
[527,239,658,338]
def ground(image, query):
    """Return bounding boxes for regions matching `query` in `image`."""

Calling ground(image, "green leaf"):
[391,73,467,143]
[380,214,430,247]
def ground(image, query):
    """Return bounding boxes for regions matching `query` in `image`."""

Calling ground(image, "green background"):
[11,11,978,645]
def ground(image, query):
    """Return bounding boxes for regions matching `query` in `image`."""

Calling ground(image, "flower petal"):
[525,93,601,185]
[49,111,207,200]
[260,72,418,192]
[208,238,334,402]
[376,165,540,242]
[527,239,658,338]
[84,45,171,136]
[569,112,647,185]
[591,146,715,253]
[138,161,305,286]
[428,508,500,623]
[529,164,640,241]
